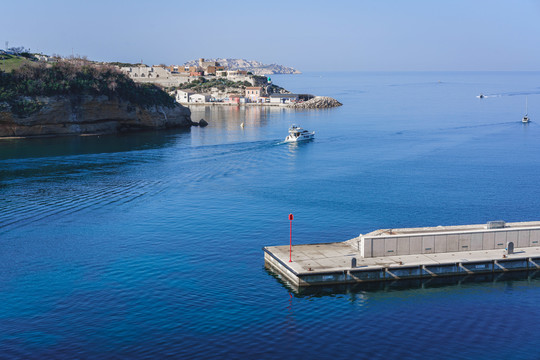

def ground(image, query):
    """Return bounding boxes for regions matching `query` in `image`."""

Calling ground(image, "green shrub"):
[10,98,43,117]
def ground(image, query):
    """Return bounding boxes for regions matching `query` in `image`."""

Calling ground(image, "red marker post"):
[289,213,294,262]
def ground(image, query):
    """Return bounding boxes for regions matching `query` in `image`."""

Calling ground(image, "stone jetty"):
[288,96,342,109]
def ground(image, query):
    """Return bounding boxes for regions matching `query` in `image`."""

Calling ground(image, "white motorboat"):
[284,125,315,142]
[522,96,530,123]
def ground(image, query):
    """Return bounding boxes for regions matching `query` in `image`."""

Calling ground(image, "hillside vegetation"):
[176,76,287,97]
[178,77,252,92]
[0,60,175,117]
[0,54,33,72]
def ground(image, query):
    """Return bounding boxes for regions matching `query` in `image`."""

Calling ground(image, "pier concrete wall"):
[359,227,540,258]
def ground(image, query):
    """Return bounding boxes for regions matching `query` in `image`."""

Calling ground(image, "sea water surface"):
[1,72,540,359]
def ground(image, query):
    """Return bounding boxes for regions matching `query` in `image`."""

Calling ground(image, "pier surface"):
[264,221,540,287]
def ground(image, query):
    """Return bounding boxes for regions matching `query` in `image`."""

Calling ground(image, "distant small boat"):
[477,94,485,99]
[284,125,315,142]
[240,122,245,128]
[523,96,530,123]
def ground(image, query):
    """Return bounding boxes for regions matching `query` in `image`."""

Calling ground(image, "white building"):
[269,94,299,104]
[176,90,195,103]
[34,54,52,62]
[190,94,211,103]
[175,90,210,103]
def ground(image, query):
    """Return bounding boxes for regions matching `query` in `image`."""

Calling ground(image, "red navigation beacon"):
[288,213,293,262]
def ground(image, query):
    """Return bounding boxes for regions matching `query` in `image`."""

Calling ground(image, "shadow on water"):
[265,267,540,298]
[0,128,191,160]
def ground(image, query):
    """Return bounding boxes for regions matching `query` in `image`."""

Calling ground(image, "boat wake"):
[481,91,540,98]
[477,94,502,98]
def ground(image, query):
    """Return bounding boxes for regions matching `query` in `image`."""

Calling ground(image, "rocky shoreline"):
[0,95,192,138]
[0,94,342,138]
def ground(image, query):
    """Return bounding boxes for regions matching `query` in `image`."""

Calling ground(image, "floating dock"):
[263,220,540,287]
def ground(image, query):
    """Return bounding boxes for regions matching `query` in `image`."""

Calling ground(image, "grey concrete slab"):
[265,241,540,276]
[397,236,410,256]
[531,230,540,246]
[518,230,530,248]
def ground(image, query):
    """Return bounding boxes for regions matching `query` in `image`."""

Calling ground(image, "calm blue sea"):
[1,72,540,359]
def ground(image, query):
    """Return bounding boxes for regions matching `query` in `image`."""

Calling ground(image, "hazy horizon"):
[3,0,540,72]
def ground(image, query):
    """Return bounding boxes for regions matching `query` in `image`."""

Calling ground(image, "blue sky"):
[2,0,540,71]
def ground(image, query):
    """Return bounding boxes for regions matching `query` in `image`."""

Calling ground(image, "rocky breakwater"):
[288,96,342,109]
[0,95,193,138]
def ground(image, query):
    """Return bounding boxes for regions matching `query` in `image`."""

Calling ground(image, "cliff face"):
[0,95,192,137]
[184,58,301,75]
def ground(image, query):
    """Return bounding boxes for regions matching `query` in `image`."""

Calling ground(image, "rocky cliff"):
[0,95,192,138]
[184,58,301,75]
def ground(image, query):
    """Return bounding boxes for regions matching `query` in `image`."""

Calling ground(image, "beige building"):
[120,66,190,87]
[122,66,170,79]
[245,87,263,102]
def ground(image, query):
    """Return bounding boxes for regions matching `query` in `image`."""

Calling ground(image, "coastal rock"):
[0,95,192,137]
[288,96,343,109]
[198,119,208,127]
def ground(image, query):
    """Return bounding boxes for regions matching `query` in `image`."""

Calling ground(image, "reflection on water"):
[266,267,540,298]
[188,105,294,130]
[285,138,315,155]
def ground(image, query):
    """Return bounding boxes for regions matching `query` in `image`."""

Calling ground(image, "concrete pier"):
[263,220,540,287]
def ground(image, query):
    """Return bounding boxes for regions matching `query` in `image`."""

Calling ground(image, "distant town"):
[120,58,304,106]
[1,49,341,109]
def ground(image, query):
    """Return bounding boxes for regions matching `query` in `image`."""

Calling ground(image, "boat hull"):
[284,134,315,142]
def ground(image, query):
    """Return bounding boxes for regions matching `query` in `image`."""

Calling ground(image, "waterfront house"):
[190,94,211,103]
[176,90,195,103]
[245,87,263,102]
[227,96,246,104]
[269,94,299,104]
